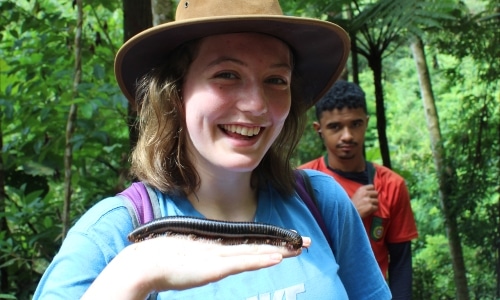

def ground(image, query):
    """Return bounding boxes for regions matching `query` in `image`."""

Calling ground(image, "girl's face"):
[182,33,292,174]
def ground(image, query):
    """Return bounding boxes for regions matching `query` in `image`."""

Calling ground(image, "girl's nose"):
[236,85,268,116]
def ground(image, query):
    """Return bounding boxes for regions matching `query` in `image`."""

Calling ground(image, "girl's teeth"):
[223,125,260,137]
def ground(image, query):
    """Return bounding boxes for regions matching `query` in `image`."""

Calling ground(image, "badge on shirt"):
[370,216,384,241]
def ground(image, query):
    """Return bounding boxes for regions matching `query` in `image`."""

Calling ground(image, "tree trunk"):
[123,0,152,152]
[410,35,470,300]
[346,3,357,84]
[497,120,500,298]
[151,0,173,26]
[62,0,82,239]
[0,106,9,292]
[350,35,359,84]
[368,52,392,169]
[123,1,152,41]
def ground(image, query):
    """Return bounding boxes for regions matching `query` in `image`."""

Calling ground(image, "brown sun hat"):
[115,0,350,110]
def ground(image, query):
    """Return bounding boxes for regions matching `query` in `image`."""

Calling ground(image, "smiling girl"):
[34,1,391,299]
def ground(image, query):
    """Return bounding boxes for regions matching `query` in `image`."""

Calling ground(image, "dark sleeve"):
[388,241,413,299]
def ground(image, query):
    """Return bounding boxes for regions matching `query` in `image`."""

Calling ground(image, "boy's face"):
[313,107,369,162]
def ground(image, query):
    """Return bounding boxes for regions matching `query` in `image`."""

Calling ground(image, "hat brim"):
[115,15,350,109]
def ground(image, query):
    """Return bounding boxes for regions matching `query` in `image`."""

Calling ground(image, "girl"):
[34,1,391,299]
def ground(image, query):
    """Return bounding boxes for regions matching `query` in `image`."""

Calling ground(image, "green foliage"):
[413,234,497,299]
[0,0,127,296]
[292,108,323,167]
[413,235,456,299]
[427,4,499,297]
[293,0,499,297]
[0,184,60,298]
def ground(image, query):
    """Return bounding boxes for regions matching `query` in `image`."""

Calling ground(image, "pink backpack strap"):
[294,169,333,252]
[117,182,161,227]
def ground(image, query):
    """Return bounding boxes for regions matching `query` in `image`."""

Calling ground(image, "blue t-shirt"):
[34,170,390,299]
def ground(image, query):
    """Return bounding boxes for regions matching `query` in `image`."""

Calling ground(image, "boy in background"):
[300,80,418,299]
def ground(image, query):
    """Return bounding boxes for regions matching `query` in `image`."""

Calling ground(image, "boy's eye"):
[327,124,340,131]
[352,121,363,127]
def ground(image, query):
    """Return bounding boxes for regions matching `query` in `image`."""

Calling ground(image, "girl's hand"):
[82,235,311,300]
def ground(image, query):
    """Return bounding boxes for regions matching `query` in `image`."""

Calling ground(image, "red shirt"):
[299,157,418,278]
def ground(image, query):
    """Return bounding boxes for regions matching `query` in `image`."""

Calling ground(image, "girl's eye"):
[215,72,237,79]
[266,77,288,86]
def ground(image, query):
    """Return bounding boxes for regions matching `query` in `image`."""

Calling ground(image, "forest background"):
[0,0,498,299]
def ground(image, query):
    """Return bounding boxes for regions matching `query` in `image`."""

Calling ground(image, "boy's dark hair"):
[315,80,367,120]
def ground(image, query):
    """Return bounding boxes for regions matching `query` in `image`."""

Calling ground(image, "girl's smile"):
[182,32,292,173]
[220,124,262,138]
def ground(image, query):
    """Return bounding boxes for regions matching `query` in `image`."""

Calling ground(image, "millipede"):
[128,216,303,250]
